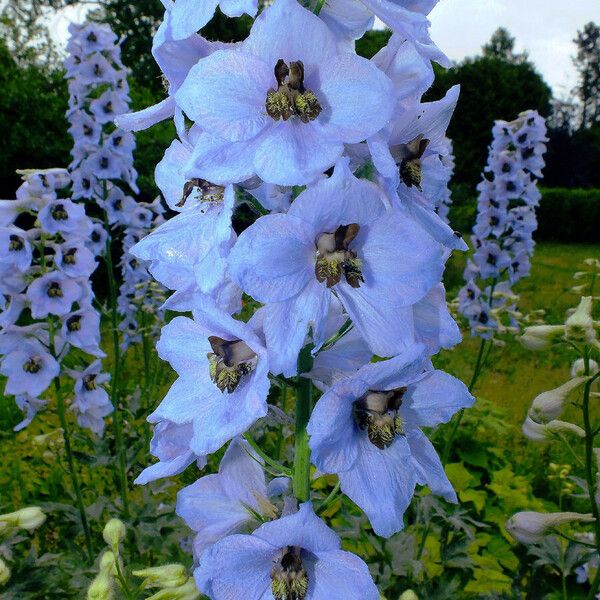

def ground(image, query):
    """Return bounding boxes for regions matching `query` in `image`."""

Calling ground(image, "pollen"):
[354,388,407,450]
[207,336,257,394]
[51,204,69,221]
[83,374,97,391]
[265,59,321,123]
[315,224,364,288]
[63,248,78,265]
[271,547,308,600]
[23,357,43,374]
[47,281,64,298]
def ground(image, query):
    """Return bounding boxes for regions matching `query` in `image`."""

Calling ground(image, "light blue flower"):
[196,502,379,600]
[308,343,473,537]
[177,437,289,560]
[148,300,270,456]
[229,159,444,375]
[175,0,395,185]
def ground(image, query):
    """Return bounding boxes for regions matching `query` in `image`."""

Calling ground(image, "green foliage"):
[0,41,70,198]
[355,29,392,59]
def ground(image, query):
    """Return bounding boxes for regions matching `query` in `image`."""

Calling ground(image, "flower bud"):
[522,416,585,441]
[565,297,596,344]
[528,377,588,423]
[132,564,188,589]
[0,507,46,531]
[399,592,419,600]
[145,578,201,600]
[506,511,595,544]
[99,551,116,573]
[571,358,599,378]
[103,519,125,549]
[520,325,564,350]
[87,571,114,600]
[0,558,10,587]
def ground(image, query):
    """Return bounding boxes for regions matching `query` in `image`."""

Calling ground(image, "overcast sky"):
[48,0,598,95]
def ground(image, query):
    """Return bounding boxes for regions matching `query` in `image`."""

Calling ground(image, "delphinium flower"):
[121,0,473,596]
[0,169,107,561]
[0,170,109,433]
[458,110,548,339]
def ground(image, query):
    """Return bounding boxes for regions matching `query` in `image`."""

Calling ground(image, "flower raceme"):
[120,0,472,597]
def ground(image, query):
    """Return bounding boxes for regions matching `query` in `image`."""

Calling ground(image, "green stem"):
[293,346,314,502]
[582,350,600,600]
[313,0,326,15]
[103,214,130,518]
[317,481,341,515]
[441,337,487,464]
[55,377,94,563]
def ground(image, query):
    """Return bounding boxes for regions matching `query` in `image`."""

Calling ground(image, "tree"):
[573,21,600,129]
[426,57,552,186]
[482,27,528,64]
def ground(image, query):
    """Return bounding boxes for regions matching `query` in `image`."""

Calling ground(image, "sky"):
[46,0,599,95]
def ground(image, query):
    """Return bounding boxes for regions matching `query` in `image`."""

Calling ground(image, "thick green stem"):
[55,378,94,563]
[293,346,314,502]
[582,351,600,600]
[103,215,130,518]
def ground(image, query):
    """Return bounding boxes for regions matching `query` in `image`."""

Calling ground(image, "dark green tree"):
[573,21,600,129]
[482,27,528,64]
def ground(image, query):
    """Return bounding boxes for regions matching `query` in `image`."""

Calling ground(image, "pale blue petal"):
[244,0,337,68]
[309,550,379,600]
[169,0,219,41]
[253,502,339,553]
[252,121,343,186]
[263,281,330,377]
[312,53,395,143]
[406,428,457,502]
[339,434,416,537]
[228,213,315,303]
[402,370,474,427]
[176,50,271,142]
[195,534,274,598]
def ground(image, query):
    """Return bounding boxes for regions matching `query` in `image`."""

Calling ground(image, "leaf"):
[459,489,487,512]
[464,567,512,594]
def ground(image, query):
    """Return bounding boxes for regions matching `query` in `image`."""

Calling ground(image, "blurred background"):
[1,0,599,242]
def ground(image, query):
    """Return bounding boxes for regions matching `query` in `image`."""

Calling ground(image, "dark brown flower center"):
[207,336,257,393]
[353,387,407,449]
[9,235,25,252]
[271,546,308,600]
[315,224,363,288]
[51,204,69,221]
[67,314,82,332]
[266,59,321,124]
[392,134,429,191]
[63,248,78,265]
[83,374,97,391]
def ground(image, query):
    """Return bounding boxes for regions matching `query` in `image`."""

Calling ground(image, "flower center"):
[315,224,363,288]
[207,336,257,394]
[271,546,308,600]
[83,374,97,391]
[177,179,224,208]
[51,204,69,221]
[392,134,429,191]
[353,387,407,449]
[67,315,82,332]
[47,281,63,298]
[265,59,322,124]
[9,235,25,252]
[63,248,78,265]
[23,356,43,374]
[100,157,110,169]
